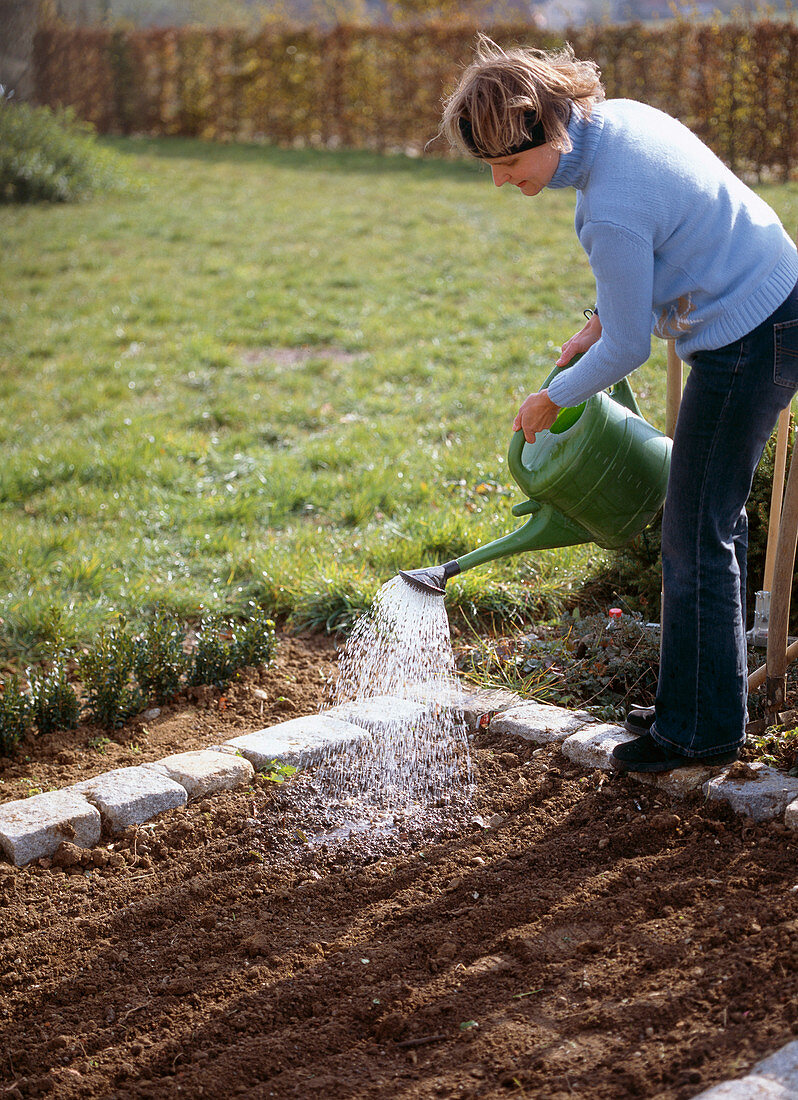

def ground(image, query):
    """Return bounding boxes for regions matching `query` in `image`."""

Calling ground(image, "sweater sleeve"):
[546,220,655,408]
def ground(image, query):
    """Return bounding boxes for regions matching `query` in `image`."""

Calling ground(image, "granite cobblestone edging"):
[2,691,798,1099]
[3,689,798,862]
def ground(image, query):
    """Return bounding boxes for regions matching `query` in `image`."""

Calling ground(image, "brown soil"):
[2,633,798,1100]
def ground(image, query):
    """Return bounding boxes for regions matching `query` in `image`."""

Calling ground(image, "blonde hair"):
[441,34,604,159]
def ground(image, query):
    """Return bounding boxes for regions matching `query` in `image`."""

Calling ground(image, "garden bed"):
[1,632,798,1100]
[456,612,798,775]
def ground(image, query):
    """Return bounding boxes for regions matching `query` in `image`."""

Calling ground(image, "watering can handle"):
[606,376,643,418]
[508,426,527,479]
[507,357,646,470]
[542,355,643,418]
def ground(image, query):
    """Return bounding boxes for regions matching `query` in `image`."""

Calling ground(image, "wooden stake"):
[764,434,798,716]
[665,340,682,439]
[763,405,791,592]
[662,341,683,624]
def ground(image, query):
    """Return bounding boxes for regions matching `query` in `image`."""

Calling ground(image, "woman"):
[441,35,798,773]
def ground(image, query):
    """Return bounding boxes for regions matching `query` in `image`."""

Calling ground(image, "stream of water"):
[314,575,473,818]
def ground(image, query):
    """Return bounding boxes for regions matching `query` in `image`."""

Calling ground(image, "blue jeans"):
[653,278,798,758]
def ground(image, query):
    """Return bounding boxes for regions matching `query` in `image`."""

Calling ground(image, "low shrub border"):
[0,603,276,755]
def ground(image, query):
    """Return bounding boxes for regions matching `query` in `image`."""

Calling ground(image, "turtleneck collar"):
[547,102,605,191]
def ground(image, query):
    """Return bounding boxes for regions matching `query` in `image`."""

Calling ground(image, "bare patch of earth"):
[240,346,367,367]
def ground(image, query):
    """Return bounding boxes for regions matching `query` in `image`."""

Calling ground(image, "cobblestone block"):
[224,714,369,769]
[459,687,526,731]
[326,696,428,732]
[406,684,523,732]
[561,724,635,770]
[151,750,254,801]
[689,1079,789,1098]
[0,789,102,867]
[636,765,734,797]
[74,765,187,835]
[492,700,596,744]
[703,763,798,822]
[752,1040,798,1093]
[691,1040,798,1098]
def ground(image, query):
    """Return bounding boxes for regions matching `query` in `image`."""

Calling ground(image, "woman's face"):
[483,144,560,196]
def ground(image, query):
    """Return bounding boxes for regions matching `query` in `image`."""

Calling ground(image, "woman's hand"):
[557,310,602,367]
[513,389,561,444]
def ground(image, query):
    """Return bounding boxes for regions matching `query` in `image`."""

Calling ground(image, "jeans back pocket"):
[774,317,798,388]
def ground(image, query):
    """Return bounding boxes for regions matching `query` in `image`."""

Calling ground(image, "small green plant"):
[28,656,80,736]
[0,88,127,203]
[187,607,276,688]
[230,604,276,668]
[24,607,80,735]
[134,605,188,704]
[458,630,566,699]
[260,761,298,784]
[0,675,31,755]
[78,617,142,729]
[744,724,798,775]
[187,614,237,689]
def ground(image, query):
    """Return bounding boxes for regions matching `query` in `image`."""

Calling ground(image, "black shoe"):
[611,732,739,774]
[624,705,656,736]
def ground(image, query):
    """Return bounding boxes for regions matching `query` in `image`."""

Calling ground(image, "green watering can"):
[399,363,672,596]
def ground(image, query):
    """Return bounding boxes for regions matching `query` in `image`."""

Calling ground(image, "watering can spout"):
[399,502,590,595]
[453,501,592,574]
[399,561,461,596]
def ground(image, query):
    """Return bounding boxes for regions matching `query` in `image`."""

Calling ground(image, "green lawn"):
[3,138,798,661]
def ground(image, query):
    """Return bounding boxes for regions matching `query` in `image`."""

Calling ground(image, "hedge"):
[32,19,798,176]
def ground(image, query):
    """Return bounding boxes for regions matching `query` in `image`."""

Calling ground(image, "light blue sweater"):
[544,100,798,409]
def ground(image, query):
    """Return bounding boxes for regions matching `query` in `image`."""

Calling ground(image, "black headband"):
[459,109,548,158]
